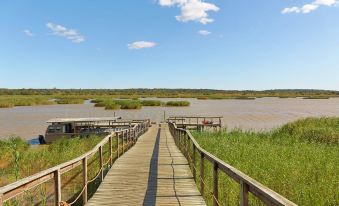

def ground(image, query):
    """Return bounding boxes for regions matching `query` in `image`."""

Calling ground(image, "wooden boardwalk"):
[86,124,206,206]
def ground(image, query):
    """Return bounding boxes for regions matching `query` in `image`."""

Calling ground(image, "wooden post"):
[192,145,196,182]
[99,146,104,181]
[134,130,136,143]
[200,153,205,197]
[240,180,249,206]
[54,170,61,206]
[122,132,125,154]
[109,135,113,166]
[117,133,120,158]
[213,161,219,206]
[82,157,88,204]
[0,193,3,206]
[185,133,188,155]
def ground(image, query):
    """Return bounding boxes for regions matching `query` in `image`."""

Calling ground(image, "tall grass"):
[165,101,190,107]
[0,135,119,205]
[56,97,84,104]
[113,100,141,109]
[140,100,162,106]
[191,117,339,205]
[0,96,54,108]
[0,136,104,187]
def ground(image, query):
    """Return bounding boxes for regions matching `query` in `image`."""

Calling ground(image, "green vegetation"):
[112,100,142,109]
[165,100,190,107]
[104,102,120,110]
[55,97,85,104]
[140,100,162,106]
[91,99,120,110]
[0,88,338,99]
[234,96,256,100]
[0,134,122,205]
[191,117,339,205]
[303,96,330,99]
[0,96,54,108]
[0,136,103,187]
[91,98,190,109]
[0,89,338,108]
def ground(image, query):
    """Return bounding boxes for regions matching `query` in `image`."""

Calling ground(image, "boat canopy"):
[46,116,122,123]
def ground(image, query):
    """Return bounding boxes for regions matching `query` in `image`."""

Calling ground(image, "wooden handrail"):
[168,116,223,119]
[0,120,150,206]
[168,122,297,206]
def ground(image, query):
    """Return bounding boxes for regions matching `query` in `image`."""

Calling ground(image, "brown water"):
[0,97,338,140]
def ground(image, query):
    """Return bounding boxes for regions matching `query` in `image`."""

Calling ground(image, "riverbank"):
[192,117,339,205]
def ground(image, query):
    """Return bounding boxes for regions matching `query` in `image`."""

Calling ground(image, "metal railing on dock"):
[0,120,150,206]
[168,121,297,206]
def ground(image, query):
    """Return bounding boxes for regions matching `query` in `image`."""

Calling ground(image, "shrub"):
[165,101,190,107]
[140,100,162,106]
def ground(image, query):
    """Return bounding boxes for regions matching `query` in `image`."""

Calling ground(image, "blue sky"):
[0,0,338,90]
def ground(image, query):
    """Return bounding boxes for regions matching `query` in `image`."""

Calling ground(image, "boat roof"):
[47,116,122,123]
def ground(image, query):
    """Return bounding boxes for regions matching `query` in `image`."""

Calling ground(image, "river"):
[0,97,338,140]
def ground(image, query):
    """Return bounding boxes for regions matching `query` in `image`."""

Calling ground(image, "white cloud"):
[158,0,219,24]
[198,30,211,36]
[282,0,338,14]
[46,22,85,43]
[23,29,34,37]
[127,41,157,50]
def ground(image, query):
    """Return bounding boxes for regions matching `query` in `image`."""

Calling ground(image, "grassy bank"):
[191,117,339,205]
[140,100,162,106]
[1,89,338,100]
[0,135,120,205]
[165,100,190,106]
[0,96,54,108]
[0,136,103,187]
[113,100,142,109]
[92,99,190,109]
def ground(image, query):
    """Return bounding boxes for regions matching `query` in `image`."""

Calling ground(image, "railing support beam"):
[0,193,3,206]
[82,157,88,204]
[192,145,196,182]
[99,146,104,181]
[54,169,61,206]
[240,180,249,206]
[117,133,120,158]
[200,152,205,197]
[213,161,219,206]
[109,135,113,166]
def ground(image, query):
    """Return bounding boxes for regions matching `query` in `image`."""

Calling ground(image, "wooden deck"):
[86,124,206,206]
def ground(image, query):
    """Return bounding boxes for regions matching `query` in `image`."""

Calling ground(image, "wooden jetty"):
[87,124,205,206]
[168,116,222,131]
[0,117,297,206]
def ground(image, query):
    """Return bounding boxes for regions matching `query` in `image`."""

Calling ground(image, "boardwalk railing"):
[0,120,150,206]
[168,116,222,130]
[168,122,297,206]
